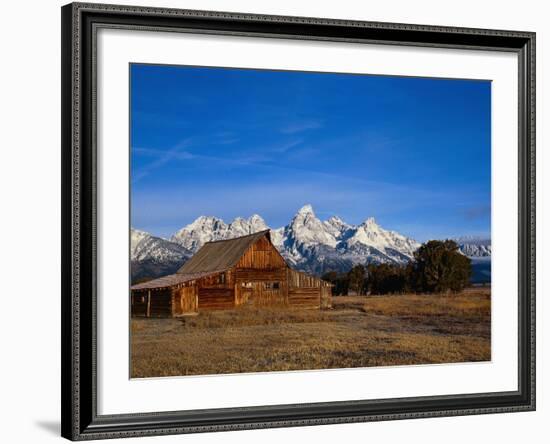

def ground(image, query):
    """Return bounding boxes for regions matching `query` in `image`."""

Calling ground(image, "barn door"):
[243,283,254,306]
[178,286,198,314]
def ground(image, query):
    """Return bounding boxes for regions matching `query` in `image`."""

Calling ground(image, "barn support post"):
[146,290,151,317]
[285,268,289,305]
[170,288,175,317]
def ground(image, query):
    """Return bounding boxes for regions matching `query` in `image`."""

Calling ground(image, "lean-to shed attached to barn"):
[131,230,332,317]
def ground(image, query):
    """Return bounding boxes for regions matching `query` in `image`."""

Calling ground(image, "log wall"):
[320,285,332,309]
[198,288,234,310]
[173,286,198,315]
[236,281,287,306]
[148,289,173,317]
[197,271,233,289]
[286,269,331,309]
[235,268,286,282]
[131,292,148,317]
[235,236,286,269]
[288,288,320,309]
[287,269,320,288]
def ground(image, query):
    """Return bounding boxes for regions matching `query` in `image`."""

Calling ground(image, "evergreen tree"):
[367,263,408,294]
[347,264,367,295]
[410,240,472,293]
[321,271,349,296]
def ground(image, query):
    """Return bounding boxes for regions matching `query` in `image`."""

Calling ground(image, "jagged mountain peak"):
[130,228,191,282]
[361,216,378,228]
[134,205,479,279]
[177,216,228,238]
[291,204,320,226]
[168,205,423,269]
[454,235,492,257]
[247,214,268,228]
[226,214,268,238]
[131,228,189,258]
[287,205,337,248]
[326,215,345,225]
[324,215,351,236]
[172,212,269,252]
[297,203,315,215]
[292,206,319,224]
[192,215,225,226]
[132,207,491,281]
[131,226,149,241]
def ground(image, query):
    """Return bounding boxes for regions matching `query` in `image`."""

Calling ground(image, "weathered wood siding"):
[148,289,173,317]
[234,268,286,282]
[173,285,198,315]
[288,288,320,309]
[234,283,248,306]
[197,271,233,289]
[288,269,321,288]
[192,271,235,311]
[131,292,148,317]
[287,269,329,309]
[233,238,288,307]
[235,281,287,306]
[235,236,286,269]
[320,285,332,309]
[198,288,234,310]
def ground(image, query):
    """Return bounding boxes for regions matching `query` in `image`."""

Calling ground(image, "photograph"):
[54,1,538,440]
[129,64,492,378]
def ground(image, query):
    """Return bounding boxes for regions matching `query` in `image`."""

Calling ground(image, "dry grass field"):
[130,287,490,378]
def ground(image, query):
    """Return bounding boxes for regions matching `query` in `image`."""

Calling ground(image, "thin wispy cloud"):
[131,64,491,240]
[134,137,306,172]
[280,119,323,134]
[132,138,194,182]
[132,167,486,239]
[269,139,303,153]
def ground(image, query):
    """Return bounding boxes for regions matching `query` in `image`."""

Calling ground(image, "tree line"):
[322,240,472,295]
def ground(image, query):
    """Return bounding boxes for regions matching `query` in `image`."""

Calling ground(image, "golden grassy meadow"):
[130,287,490,378]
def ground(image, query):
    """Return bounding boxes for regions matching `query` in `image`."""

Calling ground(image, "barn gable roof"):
[177,229,273,274]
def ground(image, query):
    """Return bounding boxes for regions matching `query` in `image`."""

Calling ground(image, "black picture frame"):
[61,2,536,440]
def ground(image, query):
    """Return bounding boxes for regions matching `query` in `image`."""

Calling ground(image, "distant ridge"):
[131,205,490,281]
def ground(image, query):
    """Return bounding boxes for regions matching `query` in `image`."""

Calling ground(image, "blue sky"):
[131,64,491,242]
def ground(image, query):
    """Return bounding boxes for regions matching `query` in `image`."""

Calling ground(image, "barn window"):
[264,282,280,290]
[218,273,226,284]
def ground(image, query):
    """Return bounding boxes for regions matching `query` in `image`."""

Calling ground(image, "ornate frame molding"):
[61,3,535,440]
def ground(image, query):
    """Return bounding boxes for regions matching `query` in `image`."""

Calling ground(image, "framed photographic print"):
[61,2,536,440]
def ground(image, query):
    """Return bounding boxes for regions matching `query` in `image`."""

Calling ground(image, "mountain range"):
[131,204,491,282]
[453,235,491,257]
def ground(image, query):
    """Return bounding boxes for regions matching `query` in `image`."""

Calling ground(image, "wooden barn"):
[131,230,332,317]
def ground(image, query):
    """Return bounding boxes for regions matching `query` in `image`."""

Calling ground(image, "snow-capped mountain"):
[131,207,492,282]
[268,206,420,274]
[171,214,269,252]
[160,205,419,276]
[455,236,492,258]
[452,236,491,284]
[131,228,191,282]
